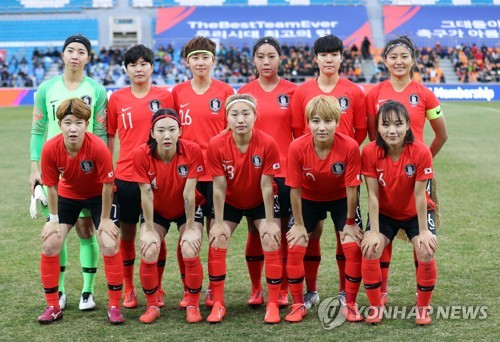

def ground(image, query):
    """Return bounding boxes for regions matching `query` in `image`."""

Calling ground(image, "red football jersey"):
[361,141,434,221]
[41,132,115,200]
[290,78,367,145]
[206,129,280,209]
[107,86,174,180]
[286,132,362,201]
[238,78,302,178]
[172,79,235,181]
[366,80,440,142]
[132,140,205,219]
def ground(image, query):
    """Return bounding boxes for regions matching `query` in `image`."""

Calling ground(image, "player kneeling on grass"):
[206,94,283,324]
[132,108,206,324]
[285,95,364,323]
[37,98,124,325]
[360,101,437,325]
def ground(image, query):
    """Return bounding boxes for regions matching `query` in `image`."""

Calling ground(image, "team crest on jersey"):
[405,164,416,176]
[210,98,222,113]
[252,155,263,167]
[409,94,419,106]
[331,162,346,175]
[149,100,161,113]
[81,95,92,107]
[80,160,94,173]
[277,94,290,108]
[338,97,349,111]
[178,165,189,177]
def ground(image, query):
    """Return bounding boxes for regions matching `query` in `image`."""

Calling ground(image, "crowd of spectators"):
[1,41,499,88]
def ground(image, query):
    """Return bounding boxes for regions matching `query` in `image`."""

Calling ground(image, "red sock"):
[380,242,392,293]
[245,231,264,291]
[120,239,136,291]
[280,232,289,293]
[140,259,159,307]
[416,259,437,307]
[304,238,321,292]
[286,245,306,304]
[264,250,282,304]
[40,253,60,308]
[176,239,186,290]
[185,256,203,306]
[335,231,346,293]
[343,242,362,304]
[362,257,382,306]
[208,247,227,304]
[103,252,124,308]
[157,239,167,291]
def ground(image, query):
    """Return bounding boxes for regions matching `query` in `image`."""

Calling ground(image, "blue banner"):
[154,6,373,49]
[383,6,500,47]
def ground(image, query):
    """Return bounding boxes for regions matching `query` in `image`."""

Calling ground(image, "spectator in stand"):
[361,36,371,60]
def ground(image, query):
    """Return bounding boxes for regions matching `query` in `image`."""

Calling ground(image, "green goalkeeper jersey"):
[30,75,108,162]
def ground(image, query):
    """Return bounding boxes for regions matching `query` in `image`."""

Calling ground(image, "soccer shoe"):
[278,290,289,308]
[37,306,62,324]
[207,301,226,323]
[157,289,165,308]
[342,303,363,322]
[186,306,203,323]
[107,306,125,325]
[79,292,96,311]
[338,291,346,308]
[139,306,160,324]
[365,306,384,325]
[285,304,307,323]
[205,288,214,308]
[381,292,389,306]
[123,288,137,309]
[247,289,264,307]
[58,291,67,310]
[303,291,320,309]
[416,306,432,325]
[179,290,189,309]
[264,302,281,324]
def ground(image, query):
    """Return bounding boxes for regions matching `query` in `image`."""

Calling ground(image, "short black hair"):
[124,44,155,67]
[313,34,343,55]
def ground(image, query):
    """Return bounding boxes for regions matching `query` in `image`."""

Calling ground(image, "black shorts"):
[140,208,204,233]
[58,195,102,228]
[223,198,280,224]
[366,211,437,242]
[274,177,291,218]
[196,181,213,218]
[115,178,142,224]
[297,197,360,234]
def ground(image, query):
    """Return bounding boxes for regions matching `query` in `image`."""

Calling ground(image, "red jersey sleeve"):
[94,141,115,184]
[365,86,379,118]
[206,137,225,177]
[290,85,307,136]
[285,139,303,189]
[262,135,281,176]
[361,142,378,178]
[415,143,434,181]
[107,93,118,136]
[40,139,60,187]
[132,145,151,184]
[345,141,362,187]
[184,141,206,179]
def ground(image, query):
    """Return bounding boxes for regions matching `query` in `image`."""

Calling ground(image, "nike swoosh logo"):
[180,103,189,108]
[223,160,233,163]
[50,100,58,104]
[148,171,156,176]
[436,110,442,115]
[376,169,384,172]
[302,167,312,171]
[122,107,131,112]
[378,99,387,103]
